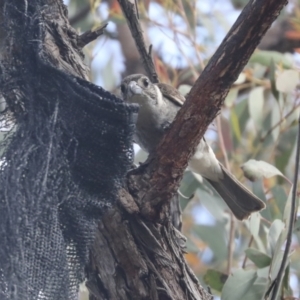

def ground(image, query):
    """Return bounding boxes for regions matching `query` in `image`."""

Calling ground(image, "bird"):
[120,74,265,220]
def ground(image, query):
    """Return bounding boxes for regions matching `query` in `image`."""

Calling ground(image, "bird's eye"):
[142,78,149,88]
[120,84,126,94]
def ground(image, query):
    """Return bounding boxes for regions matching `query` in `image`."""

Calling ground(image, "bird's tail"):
[206,165,265,220]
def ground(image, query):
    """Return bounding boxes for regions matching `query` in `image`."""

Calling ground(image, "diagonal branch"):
[117,0,158,83]
[77,23,107,48]
[129,0,288,218]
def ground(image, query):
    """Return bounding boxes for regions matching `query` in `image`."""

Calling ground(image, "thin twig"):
[260,216,272,226]
[227,215,235,274]
[260,103,300,142]
[242,236,253,268]
[117,0,158,83]
[266,113,300,300]
[77,23,108,48]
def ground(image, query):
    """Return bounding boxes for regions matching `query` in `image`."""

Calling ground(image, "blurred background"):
[64,0,300,299]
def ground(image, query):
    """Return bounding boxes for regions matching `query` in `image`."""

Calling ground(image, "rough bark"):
[87,204,203,300]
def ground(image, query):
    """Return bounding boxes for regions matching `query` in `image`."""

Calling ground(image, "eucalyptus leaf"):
[252,180,267,202]
[221,269,257,300]
[268,194,292,284]
[271,100,281,142]
[248,212,260,239]
[222,269,268,300]
[234,97,249,135]
[230,109,241,142]
[283,264,290,291]
[275,125,298,172]
[249,50,293,68]
[276,70,299,93]
[252,63,267,79]
[257,266,270,279]
[241,159,284,181]
[269,59,279,100]
[245,211,265,252]
[245,248,272,268]
[204,269,228,292]
[252,180,271,222]
[269,244,284,281]
[251,275,268,300]
[270,185,287,219]
[244,276,268,300]
[268,219,285,256]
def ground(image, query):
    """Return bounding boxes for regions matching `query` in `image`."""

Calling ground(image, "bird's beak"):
[128,81,143,97]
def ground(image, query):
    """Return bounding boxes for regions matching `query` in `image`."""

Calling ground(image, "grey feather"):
[121,74,266,220]
[157,83,185,106]
[207,165,265,220]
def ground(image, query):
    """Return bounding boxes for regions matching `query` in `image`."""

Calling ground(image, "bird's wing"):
[157,83,185,107]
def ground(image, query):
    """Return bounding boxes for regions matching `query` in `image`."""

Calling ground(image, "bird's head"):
[120,74,161,106]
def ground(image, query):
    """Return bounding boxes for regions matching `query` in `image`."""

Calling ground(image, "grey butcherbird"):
[120,74,265,220]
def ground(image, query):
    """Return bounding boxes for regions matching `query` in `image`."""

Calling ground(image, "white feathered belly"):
[188,139,223,182]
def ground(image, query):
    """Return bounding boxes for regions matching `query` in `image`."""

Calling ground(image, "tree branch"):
[130,0,288,219]
[117,0,158,83]
[77,23,107,48]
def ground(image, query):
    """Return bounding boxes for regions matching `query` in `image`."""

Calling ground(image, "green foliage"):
[222,269,267,300]
[245,248,271,268]
[180,57,300,298]
[204,269,228,292]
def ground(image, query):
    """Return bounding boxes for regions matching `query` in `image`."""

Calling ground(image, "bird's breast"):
[134,100,178,152]
[134,104,165,152]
